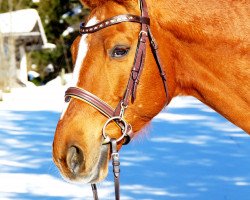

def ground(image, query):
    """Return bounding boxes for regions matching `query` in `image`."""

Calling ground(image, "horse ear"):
[79,0,105,9]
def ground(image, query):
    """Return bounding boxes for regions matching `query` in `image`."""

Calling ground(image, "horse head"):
[53,0,173,183]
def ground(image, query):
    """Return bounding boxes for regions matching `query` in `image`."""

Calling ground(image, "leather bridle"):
[64,0,168,199]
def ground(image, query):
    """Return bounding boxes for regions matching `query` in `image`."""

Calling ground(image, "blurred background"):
[0,0,89,93]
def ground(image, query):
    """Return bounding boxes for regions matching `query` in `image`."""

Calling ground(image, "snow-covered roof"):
[0,9,55,49]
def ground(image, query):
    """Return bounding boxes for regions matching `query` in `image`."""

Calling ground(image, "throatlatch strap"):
[147,27,168,101]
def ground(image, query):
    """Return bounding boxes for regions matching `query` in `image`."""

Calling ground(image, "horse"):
[53,0,250,196]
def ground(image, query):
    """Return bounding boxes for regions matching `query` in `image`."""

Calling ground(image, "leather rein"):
[64,0,168,199]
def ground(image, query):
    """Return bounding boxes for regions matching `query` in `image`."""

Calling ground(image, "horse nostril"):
[66,146,84,175]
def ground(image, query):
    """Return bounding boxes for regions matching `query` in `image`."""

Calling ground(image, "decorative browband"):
[80,14,150,34]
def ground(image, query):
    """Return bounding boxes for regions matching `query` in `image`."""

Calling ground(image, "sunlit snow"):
[0,83,250,199]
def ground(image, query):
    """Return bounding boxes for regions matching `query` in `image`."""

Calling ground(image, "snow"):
[0,9,39,34]
[0,9,55,49]
[0,84,250,199]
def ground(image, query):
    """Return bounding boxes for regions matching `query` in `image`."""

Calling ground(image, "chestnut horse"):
[53,0,250,188]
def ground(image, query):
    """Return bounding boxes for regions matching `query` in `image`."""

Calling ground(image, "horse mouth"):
[85,144,110,183]
[54,143,110,184]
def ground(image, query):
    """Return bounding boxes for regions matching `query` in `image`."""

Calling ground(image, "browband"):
[80,14,150,34]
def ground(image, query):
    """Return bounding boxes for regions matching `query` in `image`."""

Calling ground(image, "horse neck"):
[149,0,250,133]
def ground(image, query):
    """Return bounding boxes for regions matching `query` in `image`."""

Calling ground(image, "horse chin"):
[60,144,110,184]
[86,144,110,184]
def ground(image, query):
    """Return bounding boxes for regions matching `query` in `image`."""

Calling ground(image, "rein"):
[65,0,168,199]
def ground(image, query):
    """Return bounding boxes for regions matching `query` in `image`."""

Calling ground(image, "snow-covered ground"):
[0,84,250,200]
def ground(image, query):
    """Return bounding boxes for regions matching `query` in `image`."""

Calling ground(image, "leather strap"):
[65,87,135,144]
[80,14,150,34]
[115,0,150,109]
[90,140,121,200]
[147,27,168,101]
[91,184,99,200]
[111,139,120,200]
[65,87,114,118]
[120,0,168,106]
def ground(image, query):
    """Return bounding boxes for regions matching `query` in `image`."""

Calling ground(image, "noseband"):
[64,0,168,199]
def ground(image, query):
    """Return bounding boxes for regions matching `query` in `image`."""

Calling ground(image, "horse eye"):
[110,46,130,58]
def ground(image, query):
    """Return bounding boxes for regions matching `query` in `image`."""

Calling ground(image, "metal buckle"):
[119,101,128,119]
[102,116,128,145]
[111,152,119,159]
[139,30,148,36]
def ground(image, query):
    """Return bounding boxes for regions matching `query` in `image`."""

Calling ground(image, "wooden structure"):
[0,9,55,90]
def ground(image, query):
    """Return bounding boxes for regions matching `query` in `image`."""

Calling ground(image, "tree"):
[0,0,34,12]
[31,0,89,83]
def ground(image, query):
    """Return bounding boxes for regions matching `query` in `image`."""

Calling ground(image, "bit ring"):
[102,116,128,144]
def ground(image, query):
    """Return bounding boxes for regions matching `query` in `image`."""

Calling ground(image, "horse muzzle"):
[53,138,110,183]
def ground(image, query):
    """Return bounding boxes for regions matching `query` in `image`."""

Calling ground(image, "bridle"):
[64,0,168,199]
